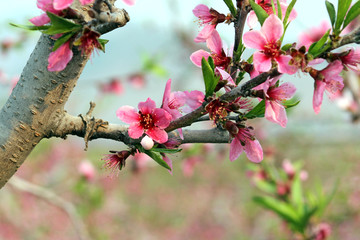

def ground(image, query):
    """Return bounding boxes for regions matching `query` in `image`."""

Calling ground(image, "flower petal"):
[53,0,73,10]
[244,139,263,163]
[116,106,140,124]
[253,52,272,72]
[138,98,156,114]
[265,100,288,127]
[206,29,223,55]
[146,128,168,143]
[193,4,211,19]
[79,0,94,5]
[276,55,297,75]
[243,30,267,50]
[47,41,73,72]
[229,137,243,162]
[190,50,211,67]
[194,24,215,43]
[153,108,172,128]
[313,80,326,114]
[29,14,50,26]
[262,14,283,42]
[128,123,144,139]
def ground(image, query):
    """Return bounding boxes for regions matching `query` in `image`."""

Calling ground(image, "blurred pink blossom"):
[298,21,331,50]
[100,78,124,95]
[128,74,145,89]
[339,48,360,73]
[78,160,96,181]
[315,223,332,240]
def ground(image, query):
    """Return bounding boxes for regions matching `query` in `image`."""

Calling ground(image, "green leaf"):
[283,0,297,25]
[343,0,360,30]
[223,0,237,16]
[52,32,75,51]
[291,175,303,214]
[277,0,282,20]
[10,23,50,31]
[201,57,218,97]
[151,148,182,154]
[208,56,215,71]
[325,0,336,27]
[245,100,265,119]
[281,43,293,51]
[254,179,277,194]
[249,0,269,25]
[334,0,352,34]
[97,38,109,53]
[144,150,171,170]
[308,29,330,57]
[43,11,82,35]
[284,99,300,109]
[271,0,276,17]
[253,196,300,225]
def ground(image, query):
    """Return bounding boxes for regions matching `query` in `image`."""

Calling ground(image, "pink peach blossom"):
[102,150,130,173]
[47,41,73,72]
[30,0,95,26]
[229,126,263,163]
[262,78,296,127]
[298,21,331,50]
[243,14,297,75]
[116,98,172,143]
[193,4,225,42]
[162,79,186,121]
[247,0,297,28]
[190,30,231,70]
[313,60,344,114]
[339,47,360,73]
[182,90,205,113]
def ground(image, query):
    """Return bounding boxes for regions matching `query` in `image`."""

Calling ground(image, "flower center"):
[263,41,281,59]
[211,51,231,69]
[139,113,154,129]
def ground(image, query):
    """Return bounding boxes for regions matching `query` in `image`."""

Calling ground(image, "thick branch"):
[50,111,230,145]
[0,6,129,189]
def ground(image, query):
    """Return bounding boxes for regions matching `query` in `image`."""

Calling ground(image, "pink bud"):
[141,135,154,150]
[78,160,96,181]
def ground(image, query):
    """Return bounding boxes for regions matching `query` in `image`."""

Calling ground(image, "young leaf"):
[151,148,182,154]
[283,0,297,26]
[201,57,218,97]
[277,0,282,20]
[10,23,50,31]
[334,0,352,34]
[291,175,304,214]
[43,11,82,35]
[223,0,237,16]
[52,32,75,51]
[253,196,300,225]
[249,0,269,26]
[281,43,293,51]
[343,0,360,30]
[245,100,265,119]
[144,150,171,170]
[284,99,300,109]
[308,29,330,57]
[97,38,109,53]
[325,0,336,27]
[270,0,276,17]
[208,56,215,71]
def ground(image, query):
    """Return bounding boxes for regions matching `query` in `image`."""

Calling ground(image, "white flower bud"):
[141,135,154,150]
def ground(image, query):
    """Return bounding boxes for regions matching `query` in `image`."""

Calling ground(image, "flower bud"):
[141,135,154,150]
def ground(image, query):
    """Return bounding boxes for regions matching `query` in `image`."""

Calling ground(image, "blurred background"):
[1,0,360,239]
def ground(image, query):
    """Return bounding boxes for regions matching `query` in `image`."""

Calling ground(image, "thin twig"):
[9,176,90,240]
